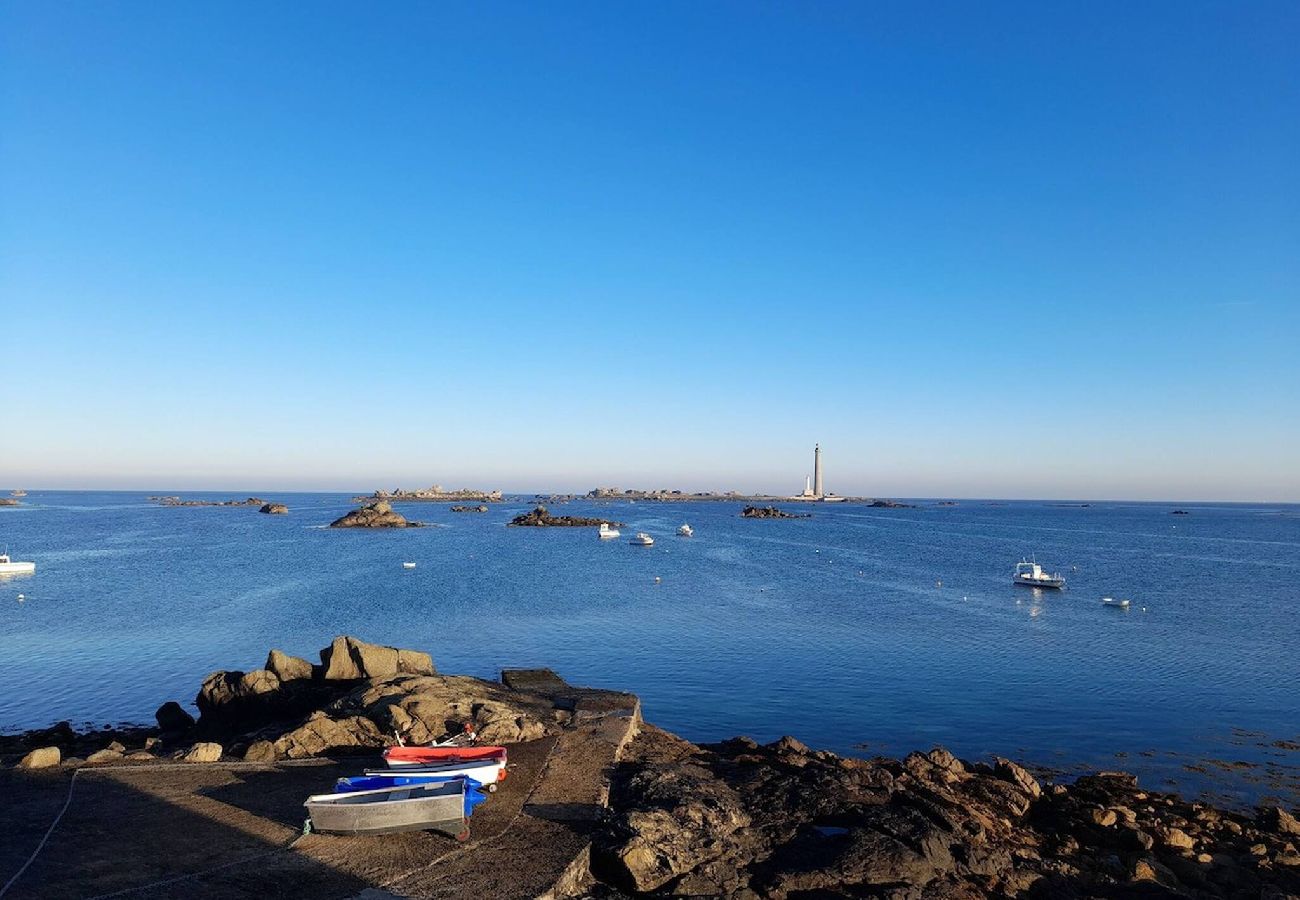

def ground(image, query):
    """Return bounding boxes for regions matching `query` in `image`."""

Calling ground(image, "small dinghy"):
[1101,597,1131,608]
[305,778,477,840]
[402,562,417,569]
[383,745,506,766]
[677,524,693,537]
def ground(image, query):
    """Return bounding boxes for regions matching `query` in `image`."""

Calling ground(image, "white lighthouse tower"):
[813,444,823,499]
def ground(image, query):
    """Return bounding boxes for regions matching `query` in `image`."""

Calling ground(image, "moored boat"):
[630,532,654,546]
[305,778,476,839]
[598,523,620,539]
[0,554,36,576]
[1012,559,1065,589]
[677,524,693,537]
[1102,597,1131,608]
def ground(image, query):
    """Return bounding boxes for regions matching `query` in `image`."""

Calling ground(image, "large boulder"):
[271,712,385,759]
[16,746,61,769]
[155,701,195,733]
[320,636,433,681]
[259,503,288,514]
[238,669,281,695]
[265,649,313,682]
[179,742,223,763]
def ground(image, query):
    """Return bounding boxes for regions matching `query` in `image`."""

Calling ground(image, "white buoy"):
[16,594,24,602]
[654,576,661,584]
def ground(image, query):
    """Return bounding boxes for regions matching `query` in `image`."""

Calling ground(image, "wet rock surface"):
[328,499,424,528]
[509,504,621,527]
[596,727,1300,898]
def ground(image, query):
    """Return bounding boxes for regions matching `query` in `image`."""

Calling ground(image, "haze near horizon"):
[2,2,1297,502]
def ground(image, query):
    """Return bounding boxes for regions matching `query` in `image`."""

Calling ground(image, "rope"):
[0,769,81,899]
[0,761,320,899]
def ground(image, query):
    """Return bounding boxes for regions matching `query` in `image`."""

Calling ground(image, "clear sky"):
[2,2,1297,500]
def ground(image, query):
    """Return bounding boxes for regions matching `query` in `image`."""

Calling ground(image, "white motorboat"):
[1102,597,1131,608]
[598,523,620,539]
[402,562,417,569]
[1013,559,1065,589]
[677,524,693,537]
[0,554,36,576]
[9,489,25,498]
[630,532,654,546]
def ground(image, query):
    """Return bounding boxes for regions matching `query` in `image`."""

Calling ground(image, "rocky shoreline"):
[4,637,1298,898]
[149,496,271,507]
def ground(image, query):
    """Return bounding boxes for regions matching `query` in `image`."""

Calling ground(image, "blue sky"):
[2,2,1297,500]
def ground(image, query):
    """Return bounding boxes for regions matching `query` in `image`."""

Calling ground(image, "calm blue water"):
[3,492,1299,804]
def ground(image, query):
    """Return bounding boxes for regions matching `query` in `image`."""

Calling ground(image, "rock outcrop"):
[173,636,564,762]
[599,731,1300,898]
[868,498,916,508]
[740,506,810,519]
[259,502,288,514]
[508,504,621,527]
[329,500,423,528]
[265,648,313,682]
[153,497,267,507]
[16,746,60,769]
[451,504,489,513]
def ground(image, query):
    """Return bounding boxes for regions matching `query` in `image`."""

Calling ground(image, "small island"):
[329,500,425,528]
[356,485,503,503]
[259,503,288,515]
[508,505,621,527]
[1172,509,1190,515]
[741,505,811,519]
[0,498,19,507]
[150,496,269,508]
[868,499,916,509]
[451,504,489,513]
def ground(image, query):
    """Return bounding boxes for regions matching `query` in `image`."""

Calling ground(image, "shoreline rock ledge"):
[328,500,423,528]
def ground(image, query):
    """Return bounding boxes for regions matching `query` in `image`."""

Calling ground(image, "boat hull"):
[366,759,506,788]
[0,563,36,575]
[1013,577,1065,590]
[383,745,506,766]
[305,780,471,837]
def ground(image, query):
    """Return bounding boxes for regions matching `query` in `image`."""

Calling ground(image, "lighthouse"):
[813,444,823,499]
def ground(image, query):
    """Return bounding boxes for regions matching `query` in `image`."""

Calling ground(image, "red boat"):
[383,745,508,769]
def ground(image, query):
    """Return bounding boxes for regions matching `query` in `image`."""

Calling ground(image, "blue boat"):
[335,773,488,819]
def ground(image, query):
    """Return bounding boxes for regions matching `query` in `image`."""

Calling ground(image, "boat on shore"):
[598,523,620,539]
[305,778,477,839]
[677,524,693,537]
[1013,560,1065,590]
[0,554,36,576]
[630,532,654,546]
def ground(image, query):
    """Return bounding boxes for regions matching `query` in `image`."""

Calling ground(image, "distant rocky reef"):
[0,498,19,507]
[259,503,288,515]
[329,500,424,528]
[451,504,489,513]
[357,485,503,503]
[509,505,621,527]
[868,499,916,509]
[741,505,810,519]
[150,496,269,508]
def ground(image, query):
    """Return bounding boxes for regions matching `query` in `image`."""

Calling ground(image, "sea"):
[2,492,1298,807]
